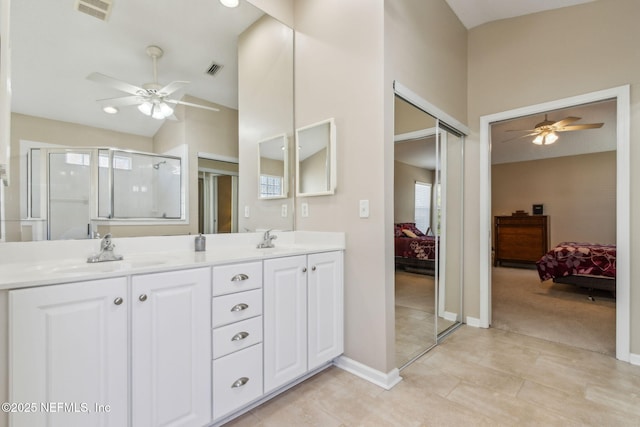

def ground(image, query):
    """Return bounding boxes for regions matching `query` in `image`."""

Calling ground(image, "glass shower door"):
[48,150,93,240]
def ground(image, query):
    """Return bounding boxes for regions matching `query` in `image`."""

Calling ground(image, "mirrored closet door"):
[393,83,466,368]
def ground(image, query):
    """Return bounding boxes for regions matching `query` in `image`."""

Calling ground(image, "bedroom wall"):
[492,151,616,246]
[466,0,640,352]
[394,160,433,224]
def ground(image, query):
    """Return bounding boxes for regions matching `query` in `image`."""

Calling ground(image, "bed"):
[394,223,436,274]
[535,242,616,294]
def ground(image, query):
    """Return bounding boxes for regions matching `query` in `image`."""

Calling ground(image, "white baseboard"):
[629,353,640,366]
[465,316,482,328]
[333,356,402,390]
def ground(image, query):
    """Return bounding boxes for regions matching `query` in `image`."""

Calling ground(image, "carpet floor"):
[491,266,616,356]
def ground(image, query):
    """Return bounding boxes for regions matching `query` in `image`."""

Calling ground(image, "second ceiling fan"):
[88,45,220,120]
[505,114,604,145]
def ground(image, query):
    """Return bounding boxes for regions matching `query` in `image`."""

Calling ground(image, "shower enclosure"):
[28,147,183,240]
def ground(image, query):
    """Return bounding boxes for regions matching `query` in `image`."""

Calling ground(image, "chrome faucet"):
[87,233,124,263]
[257,230,277,249]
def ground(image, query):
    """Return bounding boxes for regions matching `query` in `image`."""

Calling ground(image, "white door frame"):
[479,85,630,361]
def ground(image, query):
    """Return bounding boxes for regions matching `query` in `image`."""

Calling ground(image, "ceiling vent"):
[75,0,113,21]
[206,62,223,76]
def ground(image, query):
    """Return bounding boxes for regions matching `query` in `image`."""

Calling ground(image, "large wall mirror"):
[3,0,294,241]
[393,83,466,369]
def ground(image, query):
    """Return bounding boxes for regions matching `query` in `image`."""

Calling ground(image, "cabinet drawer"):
[212,289,262,328]
[212,262,262,296]
[213,316,262,359]
[213,344,263,420]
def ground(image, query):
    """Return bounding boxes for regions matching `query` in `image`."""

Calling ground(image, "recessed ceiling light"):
[103,106,119,114]
[220,0,239,8]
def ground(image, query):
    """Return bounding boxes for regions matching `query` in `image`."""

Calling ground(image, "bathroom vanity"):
[0,231,344,427]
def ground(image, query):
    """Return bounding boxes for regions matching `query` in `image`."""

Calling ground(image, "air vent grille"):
[206,62,223,76]
[75,0,112,21]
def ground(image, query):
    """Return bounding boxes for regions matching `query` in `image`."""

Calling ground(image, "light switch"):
[301,203,309,218]
[244,206,250,218]
[359,199,369,218]
[281,204,288,217]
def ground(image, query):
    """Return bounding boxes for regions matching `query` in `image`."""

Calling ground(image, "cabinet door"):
[307,251,344,370]
[131,268,211,427]
[9,277,128,427]
[263,255,307,393]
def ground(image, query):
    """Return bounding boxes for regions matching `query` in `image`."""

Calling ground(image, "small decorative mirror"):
[258,134,289,199]
[296,118,336,197]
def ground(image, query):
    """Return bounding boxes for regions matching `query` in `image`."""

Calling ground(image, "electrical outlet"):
[301,203,309,218]
[281,204,288,217]
[359,199,369,218]
[244,206,250,218]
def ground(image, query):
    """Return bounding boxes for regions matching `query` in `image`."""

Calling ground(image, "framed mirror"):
[296,118,336,197]
[258,134,288,199]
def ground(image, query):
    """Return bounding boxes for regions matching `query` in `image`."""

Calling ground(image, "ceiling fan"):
[504,114,604,145]
[87,45,219,120]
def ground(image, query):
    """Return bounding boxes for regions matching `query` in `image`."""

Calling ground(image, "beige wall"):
[299,148,327,194]
[492,152,616,246]
[394,161,433,223]
[466,0,640,352]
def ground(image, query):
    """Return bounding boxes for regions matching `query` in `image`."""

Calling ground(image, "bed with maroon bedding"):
[535,242,616,293]
[394,223,436,273]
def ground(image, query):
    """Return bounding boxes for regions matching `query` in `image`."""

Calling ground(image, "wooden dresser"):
[494,215,549,267]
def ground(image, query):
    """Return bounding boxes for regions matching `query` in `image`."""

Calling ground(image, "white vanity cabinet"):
[9,277,129,427]
[9,267,211,427]
[263,251,343,393]
[211,262,264,421]
[131,267,212,427]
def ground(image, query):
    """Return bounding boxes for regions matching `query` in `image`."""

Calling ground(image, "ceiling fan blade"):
[166,99,220,112]
[556,123,604,132]
[551,116,581,128]
[499,132,538,143]
[505,128,536,133]
[87,72,146,96]
[158,81,189,96]
[97,95,144,107]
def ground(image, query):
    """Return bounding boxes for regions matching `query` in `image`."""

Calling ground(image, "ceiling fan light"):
[151,107,165,120]
[545,132,558,145]
[532,134,544,145]
[220,0,239,7]
[159,102,174,117]
[138,102,153,116]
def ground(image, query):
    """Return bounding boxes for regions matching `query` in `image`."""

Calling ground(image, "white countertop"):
[0,231,345,290]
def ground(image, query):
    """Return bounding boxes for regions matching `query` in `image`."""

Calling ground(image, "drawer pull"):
[231,331,249,341]
[231,273,249,282]
[114,297,124,306]
[231,377,249,388]
[231,303,249,312]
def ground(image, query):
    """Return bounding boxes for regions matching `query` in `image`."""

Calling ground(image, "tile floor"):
[226,326,640,426]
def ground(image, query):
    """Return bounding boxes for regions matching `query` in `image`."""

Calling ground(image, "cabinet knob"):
[231,377,249,388]
[231,331,249,342]
[312,266,317,271]
[139,294,148,302]
[231,273,249,282]
[230,303,249,312]
[302,267,307,273]
[114,297,124,306]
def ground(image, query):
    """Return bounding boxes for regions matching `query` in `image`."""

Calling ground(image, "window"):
[260,174,283,197]
[414,181,431,234]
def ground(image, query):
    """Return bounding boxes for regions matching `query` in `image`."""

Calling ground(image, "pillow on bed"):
[402,229,418,238]
[394,222,425,237]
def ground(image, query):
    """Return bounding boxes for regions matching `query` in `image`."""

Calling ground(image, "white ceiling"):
[445,0,596,29]
[10,0,264,137]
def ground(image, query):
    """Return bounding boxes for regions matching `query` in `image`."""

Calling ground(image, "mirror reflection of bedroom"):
[393,95,464,368]
[490,99,617,356]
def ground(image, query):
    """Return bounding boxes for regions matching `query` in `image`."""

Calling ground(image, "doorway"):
[197,156,238,234]
[479,85,631,361]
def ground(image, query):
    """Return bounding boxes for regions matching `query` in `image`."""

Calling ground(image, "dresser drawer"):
[213,316,262,359]
[212,289,263,328]
[212,262,262,296]
[213,344,263,420]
